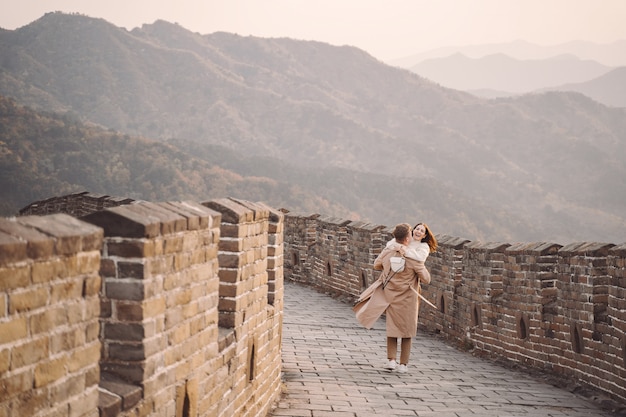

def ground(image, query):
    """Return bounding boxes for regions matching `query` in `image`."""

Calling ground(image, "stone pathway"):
[270,281,616,417]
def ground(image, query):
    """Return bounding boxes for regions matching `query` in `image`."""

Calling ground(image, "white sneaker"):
[384,359,397,370]
[397,364,408,374]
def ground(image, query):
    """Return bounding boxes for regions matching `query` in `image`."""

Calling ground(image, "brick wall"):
[282,212,387,296]
[283,212,626,405]
[1,198,284,417]
[0,213,103,417]
[19,192,135,218]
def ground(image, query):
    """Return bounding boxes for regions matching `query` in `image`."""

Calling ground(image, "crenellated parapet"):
[0,213,104,416]
[282,212,626,405]
[1,198,284,417]
[282,211,387,297]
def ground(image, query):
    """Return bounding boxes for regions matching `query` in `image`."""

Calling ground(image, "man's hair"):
[392,223,411,242]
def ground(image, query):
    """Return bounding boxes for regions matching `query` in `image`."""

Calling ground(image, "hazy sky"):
[1,0,625,60]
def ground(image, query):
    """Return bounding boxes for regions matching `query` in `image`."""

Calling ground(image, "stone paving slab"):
[270,281,615,417]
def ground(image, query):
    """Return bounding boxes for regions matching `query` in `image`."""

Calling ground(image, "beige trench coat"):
[354,246,431,337]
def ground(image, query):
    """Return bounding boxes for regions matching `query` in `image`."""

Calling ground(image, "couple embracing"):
[353,222,437,374]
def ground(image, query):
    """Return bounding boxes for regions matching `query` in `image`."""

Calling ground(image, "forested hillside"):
[1,12,625,243]
[0,96,350,218]
[1,95,524,240]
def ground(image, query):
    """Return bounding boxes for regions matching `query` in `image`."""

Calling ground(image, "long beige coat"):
[354,245,430,337]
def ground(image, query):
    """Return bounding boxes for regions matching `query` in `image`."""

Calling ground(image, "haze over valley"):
[1,12,625,244]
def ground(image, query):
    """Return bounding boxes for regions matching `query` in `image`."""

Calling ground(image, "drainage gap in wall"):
[326,261,332,276]
[183,392,190,417]
[472,304,481,328]
[360,270,368,289]
[249,342,256,382]
[517,315,528,340]
[571,323,584,354]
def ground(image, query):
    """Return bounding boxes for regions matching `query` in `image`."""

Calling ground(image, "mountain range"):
[411,53,606,90]
[537,67,626,108]
[1,12,625,244]
[390,40,626,107]
[389,39,626,68]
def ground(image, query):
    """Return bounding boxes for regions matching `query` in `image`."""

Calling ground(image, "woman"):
[377,222,437,373]
[387,222,438,263]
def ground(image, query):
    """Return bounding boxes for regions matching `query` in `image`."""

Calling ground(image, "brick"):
[144,297,166,317]
[182,232,201,252]
[32,258,67,283]
[84,297,101,321]
[77,251,101,274]
[145,256,170,278]
[50,372,86,405]
[68,387,99,417]
[8,385,49,416]
[85,363,100,387]
[100,362,145,385]
[104,322,145,342]
[163,274,181,292]
[174,288,192,306]
[219,253,244,268]
[116,301,144,321]
[11,337,49,369]
[0,316,28,344]
[219,282,238,298]
[30,307,66,334]
[108,239,154,258]
[50,279,83,303]
[9,286,48,314]
[203,199,252,224]
[219,224,245,239]
[81,206,161,238]
[0,368,32,399]
[98,389,122,417]
[44,213,104,252]
[118,261,145,279]
[109,342,145,361]
[218,297,240,312]
[174,252,192,271]
[220,238,243,252]
[170,322,190,345]
[68,342,101,373]
[34,357,67,387]
[106,280,144,301]
[164,235,184,254]
[15,214,85,255]
[135,202,187,235]
[83,274,102,297]
[165,307,183,330]
[101,299,112,318]
[0,264,30,291]
[85,321,100,343]
[0,231,27,265]
[165,201,217,231]
[50,327,85,354]
[163,203,201,231]
[0,219,55,259]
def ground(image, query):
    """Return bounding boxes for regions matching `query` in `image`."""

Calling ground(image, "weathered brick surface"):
[283,212,626,406]
[0,215,103,416]
[3,195,283,417]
